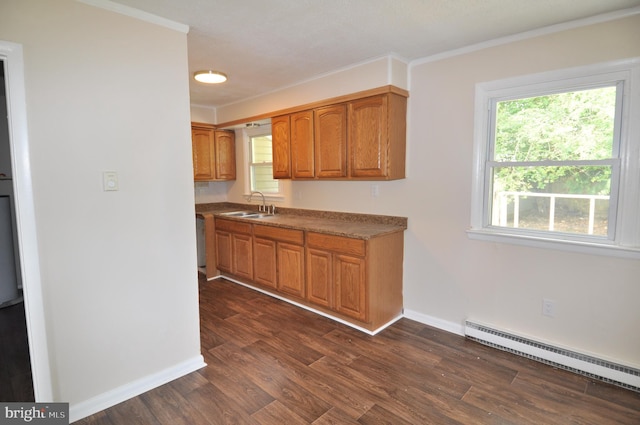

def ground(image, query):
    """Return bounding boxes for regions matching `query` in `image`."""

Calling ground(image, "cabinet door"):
[314,105,347,178]
[192,127,215,180]
[214,130,236,180]
[271,115,291,179]
[291,110,315,178]
[334,254,367,321]
[232,233,253,280]
[277,243,305,299]
[348,95,388,178]
[253,237,277,289]
[306,248,332,308]
[215,230,232,273]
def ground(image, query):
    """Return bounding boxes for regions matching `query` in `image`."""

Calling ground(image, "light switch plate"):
[103,171,119,191]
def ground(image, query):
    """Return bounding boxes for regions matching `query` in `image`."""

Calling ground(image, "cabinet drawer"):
[215,218,252,234]
[253,224,304,245]
[307,232,365,257]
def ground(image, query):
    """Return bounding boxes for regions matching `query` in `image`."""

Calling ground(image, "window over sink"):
[245,125,282,197]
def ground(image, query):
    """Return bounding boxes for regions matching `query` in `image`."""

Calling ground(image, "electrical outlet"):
[371,184,380,198]
[102,171,118,191]
[542,298,556,317]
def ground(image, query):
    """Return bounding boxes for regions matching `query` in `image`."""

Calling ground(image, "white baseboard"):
[401,310,640,391]
[213,275,400,335]
[402,308,465,336]
[465,320,640,391]
[69,355,206,423]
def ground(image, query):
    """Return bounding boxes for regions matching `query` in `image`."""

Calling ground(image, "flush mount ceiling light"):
[194,70,227,84]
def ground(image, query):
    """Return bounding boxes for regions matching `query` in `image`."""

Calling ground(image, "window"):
[469,59,640,258]
[247,127,281,195]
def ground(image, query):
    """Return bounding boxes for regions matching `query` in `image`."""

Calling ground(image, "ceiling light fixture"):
[194,70,227,84]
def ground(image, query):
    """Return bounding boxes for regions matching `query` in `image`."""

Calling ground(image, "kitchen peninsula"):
[196,203,407,333]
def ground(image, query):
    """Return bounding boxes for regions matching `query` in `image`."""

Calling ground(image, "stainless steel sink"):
[219,211,272,219]
[219,210,256,217]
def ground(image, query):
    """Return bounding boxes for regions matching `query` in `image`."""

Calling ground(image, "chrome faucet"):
[249,191,267,213]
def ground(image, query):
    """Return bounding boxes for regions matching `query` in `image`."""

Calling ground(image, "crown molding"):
[77,0,189,33]
[411,6,640,67]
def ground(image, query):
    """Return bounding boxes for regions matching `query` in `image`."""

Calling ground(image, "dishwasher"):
[196,217,206,268]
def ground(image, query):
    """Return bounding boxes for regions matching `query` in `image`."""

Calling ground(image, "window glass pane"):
[251,135,273,163]
[249,132,279,194]
[491,165,611,236]
[251,164,278,193]
[494,87,616,162]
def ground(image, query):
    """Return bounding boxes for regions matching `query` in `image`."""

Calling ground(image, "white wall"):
[211,15,640,368]
[405,14,640,367]
[0,0,203,414]
[190,104,216,124]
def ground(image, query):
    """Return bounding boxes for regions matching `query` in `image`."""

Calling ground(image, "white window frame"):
[243,124,283,199]
[468,58,640,259]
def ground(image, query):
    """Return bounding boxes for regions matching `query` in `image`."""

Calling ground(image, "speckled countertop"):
[196,202,407,239]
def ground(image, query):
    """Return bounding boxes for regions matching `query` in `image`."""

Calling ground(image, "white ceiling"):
[110,0,640,108]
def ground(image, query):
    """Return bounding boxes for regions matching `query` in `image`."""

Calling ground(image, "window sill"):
[466,228,640,260]
[244,193,284,203]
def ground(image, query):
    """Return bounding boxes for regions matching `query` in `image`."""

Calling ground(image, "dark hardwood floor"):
[77,276,640,424]
[0,299,34,402]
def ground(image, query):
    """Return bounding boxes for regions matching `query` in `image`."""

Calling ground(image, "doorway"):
[1,40,52,402]
[0,57,34,402]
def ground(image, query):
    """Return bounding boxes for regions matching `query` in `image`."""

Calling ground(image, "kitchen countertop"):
[196,202,407,239]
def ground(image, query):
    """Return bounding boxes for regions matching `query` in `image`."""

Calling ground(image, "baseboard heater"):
[464,320,640,392]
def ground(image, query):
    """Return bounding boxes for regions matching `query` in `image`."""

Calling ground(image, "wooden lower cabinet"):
[306,248,332,308]
[334,253,367,321]
[214,230,232,273]
[306,233,367,321]
[252,224,305,298]
[215,219,253,280]
[216,218,403,332]
[306,231,403,330]
[277,243,305,298]
[232,233,253,280]
[253,237,277,289]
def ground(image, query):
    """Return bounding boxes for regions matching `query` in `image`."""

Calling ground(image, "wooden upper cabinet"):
[272,115,291,179]
[269,86,407,181]
[348,93,406,180]
[314,104,347,178]
[290,110,315,178]
[191,123,236,181]
[214,130,236,180]
[192,126,216,180]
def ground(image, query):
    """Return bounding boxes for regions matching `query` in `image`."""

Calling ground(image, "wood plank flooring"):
[0,300,34,402]
[76,276,640,424]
